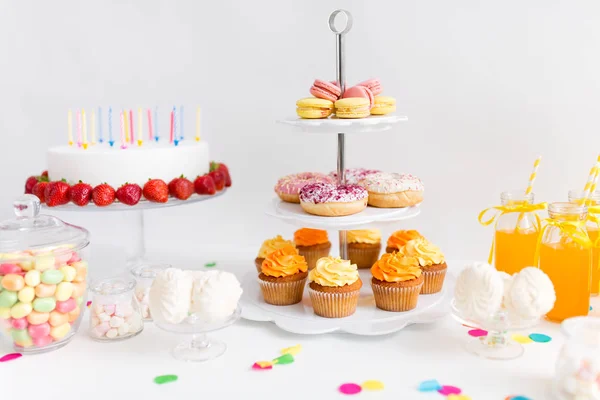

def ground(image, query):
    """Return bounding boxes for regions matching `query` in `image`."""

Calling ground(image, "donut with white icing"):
[358,172,424,208]
[299,182,368,217]
[329,168,381,185]
[274,172,333,203]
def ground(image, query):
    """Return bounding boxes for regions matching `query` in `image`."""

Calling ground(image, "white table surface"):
[0,255,589,400]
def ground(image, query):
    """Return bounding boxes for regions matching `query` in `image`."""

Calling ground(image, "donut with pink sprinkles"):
[274,172,334,204]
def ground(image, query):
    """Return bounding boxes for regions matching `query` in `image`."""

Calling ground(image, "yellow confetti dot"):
[361,380,384,391]
[511,334,533,344]
[281,344,302,356]
[256,361,273,368]
[448,395,471,400]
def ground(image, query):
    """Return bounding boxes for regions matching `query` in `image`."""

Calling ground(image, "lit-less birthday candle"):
[129,110,134,145]
[68,109,74,146]
[120,111,127,149]
[124,110,130,143]
[195,106,201,142]
[82,109,89,149]
[169,108,174,144]
[77,110,82,148]
[179,105,184,141]
[154,106,159,142]
[91,110,97,145]
[147,108,152,141]
[173,107,179,146]
[137,107,143,146]
[108,107,114,147]
[98,107,103,143]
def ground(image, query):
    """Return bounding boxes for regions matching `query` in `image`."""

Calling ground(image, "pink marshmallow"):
[67,253,81,264]
[103,304,116,315]
[0,264,22,275]
[93,322,110,337]
[55,251,73,265]
[28,322,51,339]
[33,335,53,347]
[55,298,77,313]
[11,318,28,330]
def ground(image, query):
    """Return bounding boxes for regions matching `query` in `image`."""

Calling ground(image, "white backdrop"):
[1,0,600,263]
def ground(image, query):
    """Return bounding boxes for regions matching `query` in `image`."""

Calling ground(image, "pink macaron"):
[310,79,342,102]
[342,85,374,108]
[357,78,382,96]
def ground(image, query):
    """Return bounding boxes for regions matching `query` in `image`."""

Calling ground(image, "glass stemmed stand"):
[451,299,540,360]
[153,306,241,362]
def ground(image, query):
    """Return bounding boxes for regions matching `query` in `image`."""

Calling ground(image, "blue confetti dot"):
[529,333,552,343]
[509,396,532,400]
[418,379,442,392]
[590,306,593,311]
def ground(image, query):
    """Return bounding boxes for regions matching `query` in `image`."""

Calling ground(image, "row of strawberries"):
[24,162,231,207]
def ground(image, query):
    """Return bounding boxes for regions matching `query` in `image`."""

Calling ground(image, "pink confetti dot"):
[468,329,488,337]
[0,353,22,363]
[251,363,272,370]
[438,385,462,395]
[339,383,362,395]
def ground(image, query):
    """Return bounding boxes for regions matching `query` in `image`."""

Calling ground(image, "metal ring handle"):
[328,9,353,35]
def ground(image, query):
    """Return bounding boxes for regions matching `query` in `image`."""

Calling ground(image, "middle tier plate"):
[265,197,420,230]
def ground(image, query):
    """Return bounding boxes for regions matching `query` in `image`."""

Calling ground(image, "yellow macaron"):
[370,96,396,115]
[296,97,334,119]
[334,98,370,119]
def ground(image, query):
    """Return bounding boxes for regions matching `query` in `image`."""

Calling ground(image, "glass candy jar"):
[569,190,600,296]
[89,276,143,341]
[0,195,91,353]
[130,263,170,321]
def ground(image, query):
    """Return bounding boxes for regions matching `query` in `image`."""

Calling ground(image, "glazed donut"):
[274,172,333,203]
[359,172,424,208]
[299,183,368,217]
[329,168,381,185]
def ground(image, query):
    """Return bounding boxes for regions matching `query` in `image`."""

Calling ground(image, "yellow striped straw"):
[195,106,201,142]
[82,109,88,149]
[582,163,600,205]
[68,109,73,146]
[525,155,542,197]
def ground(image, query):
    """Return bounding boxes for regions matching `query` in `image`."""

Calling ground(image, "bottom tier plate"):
[240,267,454,336]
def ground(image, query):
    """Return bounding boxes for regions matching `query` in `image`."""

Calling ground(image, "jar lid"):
[90,277,136,295]
[131,263,171,280]
[0,195,90,259]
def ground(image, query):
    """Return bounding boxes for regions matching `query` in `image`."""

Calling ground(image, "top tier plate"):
[277,115,407,134]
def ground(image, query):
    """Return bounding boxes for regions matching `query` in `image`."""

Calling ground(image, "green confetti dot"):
[154,375,178,385]
[273,353,294,365]
[204,262,217,268]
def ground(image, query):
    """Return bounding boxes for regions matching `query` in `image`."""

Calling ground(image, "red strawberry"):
[116,183,142,206]
[70,182,93,207]
[32,181,49,203]
[44,181,71,207]
[92,184,116,207]
[41,170,49,180]
[208,170,225,191]
[168,176,194,200]
[25,176,39,194]
[210,162,231,187]
[194,175,216,195]
[143,179,168,203]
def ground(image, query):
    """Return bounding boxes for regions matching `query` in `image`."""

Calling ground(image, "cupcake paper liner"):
[298,246,331,270]
[258,277,306,306]
[348,246,381,269]
[371,281,423,312]
[421,269,446,294]
[307,287,360,318]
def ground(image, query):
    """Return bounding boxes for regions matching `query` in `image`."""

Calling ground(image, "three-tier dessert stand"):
[240,10,452,335]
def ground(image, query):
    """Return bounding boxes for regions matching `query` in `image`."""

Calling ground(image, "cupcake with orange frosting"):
[308,256,362,318]
[255,235,297,273]
[386,230,424,253]
[371,252,423,311]
[258,246,308,305]
[399,238,447,294]
[294,228,331,269]
[347,229,382,269]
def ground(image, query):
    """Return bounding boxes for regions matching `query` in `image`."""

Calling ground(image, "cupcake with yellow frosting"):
[259,246,308,305]
[371,252,423,311]
[294,228,331,270]
[255,235,297,273]
[308,256,362,318]
[347,229,382,269]
[386,230,424,253]
[399,238,447,294]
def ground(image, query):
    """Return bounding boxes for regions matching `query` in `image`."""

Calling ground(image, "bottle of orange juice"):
[568,190,600,296]
[491,191,542,275]
[538,202,592,322]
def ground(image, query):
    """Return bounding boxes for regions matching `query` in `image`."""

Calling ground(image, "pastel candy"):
[68,253,81,264]
[28,322,50,339]
[41,270,64,285]
[10,302,32,319]
[15,339,33,348]
[18,259,34,272]
[2,274,25,292]
[117,322,130,336]
[27,311,49,325]
[103,304,116,315]
[55,251,72,265]
[55,282,73,302]
[24,270,41,287]
[0,291,18,308]
[34,255,55,271]
[67,306,80,323]
[18,287,35,303]
[11,328,31,343]
[55,298,76,313]
[105,328,118,339]
[49,311,69,327]
[59,266,76,282]
[109,316,124,328]
[32,335,53,347]
[72,262,88,283]
[93,322,110,336]
[76,296,84,306]
[0,307,11,319]
[11,317,28,330]
[0,264,22,275]
[50,322,71,340]
[35,284,56,298]
[33,297,56,313]
[71,282,86,298]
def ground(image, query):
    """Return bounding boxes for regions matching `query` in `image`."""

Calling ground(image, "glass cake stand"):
[153,306,241,362]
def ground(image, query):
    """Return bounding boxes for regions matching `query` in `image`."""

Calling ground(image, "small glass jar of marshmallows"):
[89,277,143,341]
[130,263,170,321]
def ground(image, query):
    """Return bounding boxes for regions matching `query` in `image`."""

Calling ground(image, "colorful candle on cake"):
[108,107,114,147]
[91,110,96,145]
[77,110,82,148]
[82,109,89,149]
[129,110,134,145]
[120,111,127,149]
[124,110,130,143]
[147,109,153,141]
[154,106,159,142]
[173,107,179,146]
[137,107,143,146]
[195,106,201,142]
[179,105,184,141]
[169,109,174,144]
[98,107,103,143]
[68,109,74,146]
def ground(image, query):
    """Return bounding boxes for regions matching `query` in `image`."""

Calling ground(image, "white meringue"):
[504,267,556,320]
[148,268,193,324]
[190,270,242,322]
[454,262,504,322]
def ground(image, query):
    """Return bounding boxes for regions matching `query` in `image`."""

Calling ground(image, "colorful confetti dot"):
[154,375,178,385]
[529,333,552,343]
[418,380,442,392]
[252,362,273,370]
[511,334,533,344]
[361,380,384,391]
[468,329,488,337]
[281,344,302,356]
[506,396,532,400]
[338,383,362,395]
[438,386,462,396]
[204,262,217,268]
[448,395,471,400]
[0,353,22,363]
[590,305,593,311]
[86,301,92,308]
[272,353,294,365]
